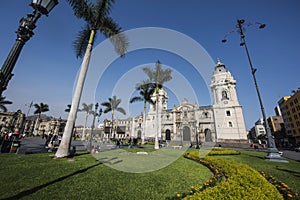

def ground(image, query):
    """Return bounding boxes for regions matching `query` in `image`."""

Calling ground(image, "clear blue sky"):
[0,0,299,130]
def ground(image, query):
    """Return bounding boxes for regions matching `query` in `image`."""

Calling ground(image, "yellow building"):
[278,90,300,146]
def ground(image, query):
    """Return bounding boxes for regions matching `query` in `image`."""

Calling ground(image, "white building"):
[103,60,248,144]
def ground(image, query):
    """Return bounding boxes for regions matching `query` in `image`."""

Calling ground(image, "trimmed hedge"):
[208,148,240,156]
[180,152,283,200]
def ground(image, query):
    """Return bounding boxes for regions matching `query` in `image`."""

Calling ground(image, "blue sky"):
[0,0,299,130]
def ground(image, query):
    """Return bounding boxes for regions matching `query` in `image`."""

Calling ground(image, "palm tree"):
[55,0,128,158]
[0,95,12,112]
[143,60,172,149]
[80,103,93,141]
[101,95,126,138]
[33,103,49,136]
[64,104,71,113]
[130,81,155,144]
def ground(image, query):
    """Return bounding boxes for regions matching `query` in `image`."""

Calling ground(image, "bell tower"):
[211,59,247,142]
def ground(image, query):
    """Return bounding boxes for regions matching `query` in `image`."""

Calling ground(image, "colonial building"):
[0,110,25,133]
[0,111,66,136]
[103,60,248,144]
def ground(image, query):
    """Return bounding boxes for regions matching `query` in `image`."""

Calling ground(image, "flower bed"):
[257,170,299,199]
[172,151,284,200]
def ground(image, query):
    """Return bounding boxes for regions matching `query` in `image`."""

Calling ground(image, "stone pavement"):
[2,137,87,154]
[1,137,300,162]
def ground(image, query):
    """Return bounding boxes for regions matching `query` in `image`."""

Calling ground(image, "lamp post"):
[222,19,287,162]
[195,125,200,149]
[89,103,102,152]
[0,0,58,96]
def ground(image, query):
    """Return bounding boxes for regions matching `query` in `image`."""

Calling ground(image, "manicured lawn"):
[0,149,299,200]
[0,151,210,200]
[212,150,300,195]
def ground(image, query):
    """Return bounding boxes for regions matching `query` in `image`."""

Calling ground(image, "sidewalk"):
[0,137,87,154]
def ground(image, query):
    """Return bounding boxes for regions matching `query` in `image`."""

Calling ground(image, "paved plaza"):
[1,137,299,162]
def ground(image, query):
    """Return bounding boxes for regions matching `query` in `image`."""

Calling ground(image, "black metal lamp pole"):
[89,103,102,152]
[195,125,200,149]
[0,0,58,96]
[223,19,287,162]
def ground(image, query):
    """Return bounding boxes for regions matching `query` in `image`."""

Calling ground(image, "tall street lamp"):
[0,0,58,96]
[222,19,287,162]
[89,103,102,152]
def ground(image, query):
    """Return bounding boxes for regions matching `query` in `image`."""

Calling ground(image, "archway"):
[165,129,171,140]
[204,128,212,142]
[183,126,191,141]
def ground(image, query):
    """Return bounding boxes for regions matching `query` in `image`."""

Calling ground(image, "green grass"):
[0,151,210,200]
[1,150,299,200]
[213,150,300,195]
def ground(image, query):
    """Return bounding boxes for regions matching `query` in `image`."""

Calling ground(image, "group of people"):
[0,131,25,142]
[43,133,62,149]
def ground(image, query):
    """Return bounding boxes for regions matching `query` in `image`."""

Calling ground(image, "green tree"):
[33,103,49,136]
[80,103,93,140]
[56,0,128,158]
[0,96,12,112]
[101,95,126,138]
[130,81,155,144]
[143,60,172,149]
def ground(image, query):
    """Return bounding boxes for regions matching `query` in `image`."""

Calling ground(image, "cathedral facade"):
[104,60,248,144]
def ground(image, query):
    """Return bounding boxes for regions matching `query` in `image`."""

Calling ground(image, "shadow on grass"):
[275,166,300,178]
[246,154,265,160]
[2,162,102,200]
[71,151,90,157]
[98,157,123,165]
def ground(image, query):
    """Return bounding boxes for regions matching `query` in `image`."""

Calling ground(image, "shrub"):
[175,151,284,200]
[208,148,240,156]
[257,170,299,199]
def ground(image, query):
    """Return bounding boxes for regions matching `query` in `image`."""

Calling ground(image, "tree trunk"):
[82,113,89,141]
[111,110,114,139]
[142,101,146,144]
[55,31,95,158]
[154,85,159,149]
[33,114,40,136]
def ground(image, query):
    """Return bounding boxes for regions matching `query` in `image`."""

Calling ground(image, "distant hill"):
[26,114,53,121]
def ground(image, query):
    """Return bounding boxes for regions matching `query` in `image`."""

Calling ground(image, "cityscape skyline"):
[0,0,299,130]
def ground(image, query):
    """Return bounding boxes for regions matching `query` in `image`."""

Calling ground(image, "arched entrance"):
[204,128,212,142]
[183,126,191,141]
[137,130,142,139]
[165,129,171,140]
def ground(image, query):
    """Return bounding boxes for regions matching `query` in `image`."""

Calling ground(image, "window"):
[203,112,209,118]
[228,121,233,127]
[226,110,231,116]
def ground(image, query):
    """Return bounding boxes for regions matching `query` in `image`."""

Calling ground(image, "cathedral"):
[103,59,248,144]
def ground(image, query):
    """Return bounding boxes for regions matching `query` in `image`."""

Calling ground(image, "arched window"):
[203,112,209,118]
[222,90,229,100]
[226,110,231,116]
[228,121,233,127]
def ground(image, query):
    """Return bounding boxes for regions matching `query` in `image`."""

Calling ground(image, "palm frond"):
[33,103,49,114]
[0,105,8,112]
[116,107,126,115]
[142,67,155,81]
[100,17,128,56]
[129,96,143,103]
[73,25,93,58]
[67,0,94,23]
[94,0,115,22]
